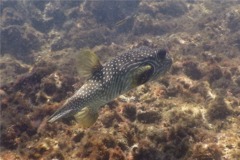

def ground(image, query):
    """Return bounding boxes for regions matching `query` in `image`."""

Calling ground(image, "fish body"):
[48,46,172,127]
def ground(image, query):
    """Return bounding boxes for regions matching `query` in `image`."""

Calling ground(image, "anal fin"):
[74,106,98,128]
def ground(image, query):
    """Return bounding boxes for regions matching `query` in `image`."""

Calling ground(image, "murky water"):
[1,1,240,159]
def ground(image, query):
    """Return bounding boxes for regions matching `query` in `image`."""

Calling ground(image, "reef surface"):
[0,1,240,160]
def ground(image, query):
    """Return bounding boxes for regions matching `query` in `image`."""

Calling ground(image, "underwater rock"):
[30,17,54,33]
[133,15,177,36]
[207,97,233,121]
[109,146,125,160]
[101,111,116,128]
[38,72,71,103]
[170,61,183,75]
[122,104,137,122]
[164,75,197,99]
[226,8,240,32]
[229,31,240,50]
[30,1,68,33]
[190,143,222,160]
[132,139,160,160]
[42,75,59,96]
[68,27,111,49]
[176,76,195,90]
[158,1,188,17]
[0,89,8,104]
[0,151,21,160]
[236,76,240,86]
[211,77,233,90]
[24,137,63,160]
[31,1,49,11]
[1,7,24,26]
[148,129,168,144]
[201,51,223,63]
[183,61,202,80]
[163,125,191,158]
[0,55,31,85]
[86,1,139,28]
[0,1,18,12]
[139,1,188,18]
[72,131,85,143]
[44,7,66,29]
[163,102,205,128]
[204,65,223,84]
[73,132,122,159]
[137,111,160,124]
[40,72,76,104]
[12,64,56,92]
[51,38,69,51]
[166,85,179,97]
[1,25,44,58]
[0,63,60,108]
[1,114,36,150]
[191,81,216,102]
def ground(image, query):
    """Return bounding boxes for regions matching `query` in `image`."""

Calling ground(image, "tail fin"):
[48,105,99,128]
[48,108,73,123]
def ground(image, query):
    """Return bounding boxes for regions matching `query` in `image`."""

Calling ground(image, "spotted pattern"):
[48,46,172,122]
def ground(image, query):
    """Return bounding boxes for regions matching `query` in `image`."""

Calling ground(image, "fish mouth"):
[165,55,173,70]
[158,57,173,76]
[167,58,173,69]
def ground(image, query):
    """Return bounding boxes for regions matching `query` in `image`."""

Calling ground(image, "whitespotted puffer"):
[48,46,172,127]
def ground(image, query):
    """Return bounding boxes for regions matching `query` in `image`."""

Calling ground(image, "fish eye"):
[157,49,167,60]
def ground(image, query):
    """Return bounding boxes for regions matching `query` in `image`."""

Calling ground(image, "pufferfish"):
[48,46,172,127]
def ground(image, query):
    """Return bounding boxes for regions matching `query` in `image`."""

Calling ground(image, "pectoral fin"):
[131,64,154,88]
[74,106,99,128]
[76,49,102,78]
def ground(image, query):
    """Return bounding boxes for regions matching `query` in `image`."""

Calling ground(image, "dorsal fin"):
[76,49,102,78]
